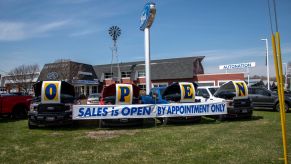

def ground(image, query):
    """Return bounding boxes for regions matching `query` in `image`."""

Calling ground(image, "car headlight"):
[65,103,73,111]
[30,103,38,111]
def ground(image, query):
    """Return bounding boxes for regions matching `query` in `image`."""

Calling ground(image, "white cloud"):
[0,22,26,41]
[36,20,71,33]
[195,48,264,61]
[69,29,97,37]
[0,20,71,41]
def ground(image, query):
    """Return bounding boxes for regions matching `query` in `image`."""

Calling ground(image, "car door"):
[254,88,275,108]
[248,88,260,107]
[196,88,210,102]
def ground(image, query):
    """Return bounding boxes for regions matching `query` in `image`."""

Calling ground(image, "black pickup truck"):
[28,81,75,128]
[213,81,253,119]
[248,87,290,112]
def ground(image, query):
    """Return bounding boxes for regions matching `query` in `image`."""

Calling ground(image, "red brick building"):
[94,56,245,90]
[196,73,245,86]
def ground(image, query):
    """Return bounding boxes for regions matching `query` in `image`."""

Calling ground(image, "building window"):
[86,86,90,96]
[121,72,131,78]
[104,73,113,79]
[197,81,215,87]
[138,84,146,91]
[138,71,145,77]
[152,83,168,88]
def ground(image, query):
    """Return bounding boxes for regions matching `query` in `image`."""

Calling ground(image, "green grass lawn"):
[0,111,290,164]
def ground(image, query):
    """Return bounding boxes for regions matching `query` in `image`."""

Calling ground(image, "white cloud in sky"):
[0,22,26,41]
[201,44,291,76]
[194,48,265,61]
[0,20,72,41]
[69,29,98,37]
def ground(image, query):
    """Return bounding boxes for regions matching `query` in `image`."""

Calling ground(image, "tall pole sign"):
[140,2,156,95]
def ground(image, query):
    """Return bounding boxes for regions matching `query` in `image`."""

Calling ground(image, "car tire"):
[275,102,289,112]
[28,120,37,129]
[247,111,253,119]
[218,114,226,121]
[192,116,202,123]
[12,106,27,119]
[158,117,168,125]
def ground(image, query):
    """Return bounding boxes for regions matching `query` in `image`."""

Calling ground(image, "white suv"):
[196,86,223,102]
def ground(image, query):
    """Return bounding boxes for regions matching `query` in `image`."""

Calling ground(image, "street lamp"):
[261,38,270,90]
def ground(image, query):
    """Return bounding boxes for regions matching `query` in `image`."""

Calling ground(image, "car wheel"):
[158,117,168,125]
[28,120,37,129]
[192,116,202,123]
[275,102,289,112]
[12,106,27,119]
[247,111,253,119]
[218,114,226,121]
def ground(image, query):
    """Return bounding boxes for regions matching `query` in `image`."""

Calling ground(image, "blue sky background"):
[0,0,290,77]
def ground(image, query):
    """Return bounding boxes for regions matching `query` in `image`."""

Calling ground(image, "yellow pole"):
[276,32,288,164]
[276,32,287,122]
[272,33,288,163]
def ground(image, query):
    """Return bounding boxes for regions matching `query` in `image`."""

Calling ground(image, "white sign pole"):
[145,28,151,95]
[261,38,270,90]
[266,39,270,90]
[247,67,250,86]
[140,2,156,95]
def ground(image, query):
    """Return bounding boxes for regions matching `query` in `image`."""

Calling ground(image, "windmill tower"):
[108,26,121,82]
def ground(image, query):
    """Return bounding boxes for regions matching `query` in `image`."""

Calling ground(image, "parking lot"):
[0,110,290,163]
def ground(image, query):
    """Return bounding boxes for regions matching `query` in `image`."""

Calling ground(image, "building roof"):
[38,61,97,83]
[94,56,204,80]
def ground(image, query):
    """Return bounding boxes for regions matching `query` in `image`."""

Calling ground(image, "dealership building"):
[93,56,244,89]
[1,56,244,96]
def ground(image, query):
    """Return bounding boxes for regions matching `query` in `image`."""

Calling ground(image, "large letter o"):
[45,84,57,100]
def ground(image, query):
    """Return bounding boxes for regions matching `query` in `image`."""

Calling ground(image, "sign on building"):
[219,62,256,70]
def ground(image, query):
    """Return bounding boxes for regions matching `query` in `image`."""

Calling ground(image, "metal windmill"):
[108,26,121,82]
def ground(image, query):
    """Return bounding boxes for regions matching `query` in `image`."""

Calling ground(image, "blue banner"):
[73,101,227,120]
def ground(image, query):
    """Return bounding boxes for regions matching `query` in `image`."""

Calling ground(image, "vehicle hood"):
[162,82,198,101]
[214,80,248,99]
[101,83,140,98]
[33,81,75,103]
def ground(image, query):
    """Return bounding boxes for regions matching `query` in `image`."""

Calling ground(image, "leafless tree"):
[7,64,39,93]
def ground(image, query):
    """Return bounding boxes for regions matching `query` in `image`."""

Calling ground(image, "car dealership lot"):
[0,111,290,163]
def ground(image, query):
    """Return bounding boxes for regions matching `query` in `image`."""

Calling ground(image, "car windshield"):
[160,88,166,96]
[89,94,100,98]
[209,88,218,95]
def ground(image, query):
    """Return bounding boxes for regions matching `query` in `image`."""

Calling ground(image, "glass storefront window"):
[138,71,145,77]
[105,73,113,79]
[92,86,98,93]
[121,72,131,78]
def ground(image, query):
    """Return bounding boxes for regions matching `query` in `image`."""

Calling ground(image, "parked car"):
[195,86,220,102]
[213,81,253,119]
[0,93,32,119]
[99,83,143,126]
[141,87,168,104]
[28,81,76,129]
[162,82,202,123]
[142,82,201,124]
[248,86,291,112]
[87,93,101,105]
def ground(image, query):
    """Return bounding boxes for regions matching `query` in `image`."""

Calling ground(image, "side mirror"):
[202,93,210,99]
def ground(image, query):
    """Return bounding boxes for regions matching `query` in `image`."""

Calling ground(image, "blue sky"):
[0,0,290,77]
